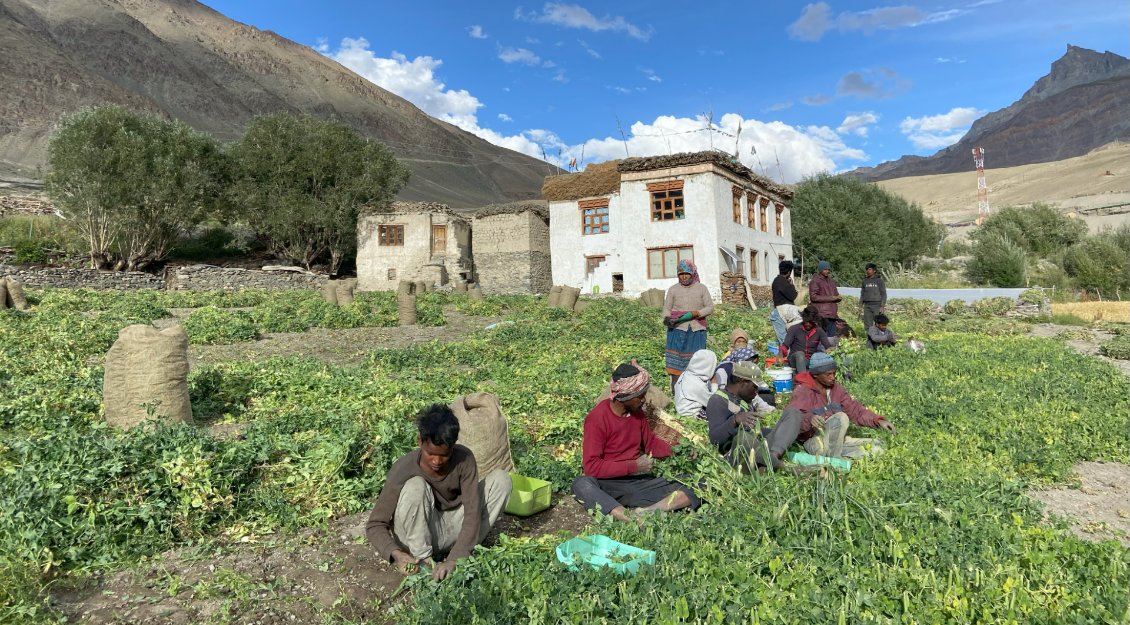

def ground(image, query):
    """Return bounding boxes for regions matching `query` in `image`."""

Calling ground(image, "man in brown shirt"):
[366,404,511,581]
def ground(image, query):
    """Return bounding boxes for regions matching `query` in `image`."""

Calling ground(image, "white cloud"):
[788,2,966,41]
[935,56,966,63]
[836,68,910,99]
[498,46,543,65]
[320,37,867,181]
[641,68,662,83]
[837,112,879,137]
[801,94,831,106]
[327,38,482,129]
[498,113,513,122]
[552,70,569,82]
[899,106,984,149]
[518,3,652,40]
[468,25,487,39]
[766,100,793,112]
[579,39,601,59]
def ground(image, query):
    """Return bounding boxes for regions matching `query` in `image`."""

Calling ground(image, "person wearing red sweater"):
[571,361,701,523]
[788,352,895,459]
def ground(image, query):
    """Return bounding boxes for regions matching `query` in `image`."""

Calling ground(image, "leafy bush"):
[1100,334,1130,360]
[1063,235,1130,298]
[942,299,968,316]
[169,226,259,261]
[790,174,945,276]
[972,296,1015,318]
[939,238,972,258]
[1048,313,1090,326]
[967,234,1028,287]
[183,306,259,344]
[1019,288,1047,305]
[971,204,1087,257]
[888,297,934,317]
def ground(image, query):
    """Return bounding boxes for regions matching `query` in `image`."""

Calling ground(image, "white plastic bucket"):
[767,367,794,393]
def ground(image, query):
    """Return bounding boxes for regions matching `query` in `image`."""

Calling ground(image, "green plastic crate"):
[787,451,852,472]
[555,535,656,575]
[504,473,551,516]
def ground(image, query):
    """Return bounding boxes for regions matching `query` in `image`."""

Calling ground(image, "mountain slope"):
[850,46,1130,182]
[0,0,555,207]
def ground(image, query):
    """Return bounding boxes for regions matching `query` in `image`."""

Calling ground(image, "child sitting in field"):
[866,314,899,350]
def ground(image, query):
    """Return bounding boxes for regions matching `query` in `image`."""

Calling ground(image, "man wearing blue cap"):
[789,352,895,459]
[808,260,841,339]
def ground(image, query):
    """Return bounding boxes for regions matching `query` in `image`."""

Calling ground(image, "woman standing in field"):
[663,259,714,390]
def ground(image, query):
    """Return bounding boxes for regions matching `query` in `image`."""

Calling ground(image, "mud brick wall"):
[473,211,552,295]
[165,265,323,290]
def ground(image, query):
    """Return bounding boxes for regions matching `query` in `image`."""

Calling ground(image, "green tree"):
[227,114,409,274]
[970,204,1086,257]
[45,106,227,270]
[966,234,1028,287]
[1062,229,1130,296]
[790,174,944,277]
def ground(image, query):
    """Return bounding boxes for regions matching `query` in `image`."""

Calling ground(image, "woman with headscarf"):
[662,259,714,390]
[673,349,719,420]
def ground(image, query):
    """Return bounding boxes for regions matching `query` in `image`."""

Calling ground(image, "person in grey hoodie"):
[859,263,887,331]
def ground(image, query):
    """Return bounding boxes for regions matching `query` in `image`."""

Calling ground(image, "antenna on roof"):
[772,147,784,181]
[733,120,742,158]
[615,116,630,158]
[750,145,766,176]
[704,110,715,150]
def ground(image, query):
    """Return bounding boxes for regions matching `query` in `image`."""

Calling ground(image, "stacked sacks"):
[468,284,484,301]
[414,280,430,294]
[638,288,665,308]
[103,325,193,429]
[454,281,469,293]
[449,393,515,476]
[0,279,6,310]
[1,277,30,310]
[556,286,581,310]
[547,285,564,308]
[397,280,415,296]
[398,293,417,326]
[322,278,358,305]
[573,299,590,313]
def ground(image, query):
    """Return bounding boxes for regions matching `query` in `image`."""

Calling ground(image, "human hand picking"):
[810,413,828,428]
[431,559,457,581]
[634,454,654,474]
[391,550,421,575]
[733,412,758,429]
[878,420,897,434]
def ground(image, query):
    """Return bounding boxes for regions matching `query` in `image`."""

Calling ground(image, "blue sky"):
[201,0,1127,182]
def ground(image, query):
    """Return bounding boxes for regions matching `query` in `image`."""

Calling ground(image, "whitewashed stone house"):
[356,202,471,291]
[542,151,794,298]
[472,201,551,295]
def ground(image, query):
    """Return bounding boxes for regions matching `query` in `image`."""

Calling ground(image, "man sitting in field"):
[705,361,802,472]
[867,314,899,349]
[572,361,701,522]
[366,404,511,581]
[790,353,896,459]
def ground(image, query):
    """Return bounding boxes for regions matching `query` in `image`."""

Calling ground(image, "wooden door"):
[432,225,447,254]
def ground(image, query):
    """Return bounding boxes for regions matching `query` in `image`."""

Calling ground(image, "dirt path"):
[1026,324,1130,547]
[52,497,592,625]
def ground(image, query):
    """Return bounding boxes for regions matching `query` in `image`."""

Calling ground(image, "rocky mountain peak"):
[1022,45,1130,102]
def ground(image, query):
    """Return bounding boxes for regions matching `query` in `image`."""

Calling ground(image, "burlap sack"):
[593,384,678,443]
[103,324,193,429]
[468,285,484,301]
[449,392,514,476]
[398,280,415,296]
[414,280,429,294]
[5,277,28,310]
[398,293,417,326]
[557,286,580,310]
[455,281,468,293]
[642,288,666,308]
[547,285,563,308]
[573,299,590,313]
[321,281,339,305]
[335,279,356,305]
[0,280,8,310]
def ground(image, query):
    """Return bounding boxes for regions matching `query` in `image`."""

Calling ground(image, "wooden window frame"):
[731,186,742,224]
[775,204,785,236]
[759,197,770,233]
[585,255,606,275]
[648,180,685,222]
[378,224,404,246]
[579,198,610,235]
[750,249,759,282]
[646,244,694,279]
[747,192,757,229]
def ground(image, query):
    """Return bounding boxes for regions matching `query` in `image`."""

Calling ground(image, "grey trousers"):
[862,303,882,331]
[801,412,884,459]
[788,351,809,373]
[392,468,511,560]
[724,407,804,472]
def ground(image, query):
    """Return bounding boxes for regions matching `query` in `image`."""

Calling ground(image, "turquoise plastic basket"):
[555,535,656,575]
[787,451,852,472]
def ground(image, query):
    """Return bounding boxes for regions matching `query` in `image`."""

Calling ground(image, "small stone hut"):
[472,201,551,295]
[356,201,472,291]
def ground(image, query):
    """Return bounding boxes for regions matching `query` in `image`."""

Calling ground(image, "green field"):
[1,290,1127,623]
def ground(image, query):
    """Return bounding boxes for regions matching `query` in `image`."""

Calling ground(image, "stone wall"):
[0,263,325,291]
[473,211,552,294]
[0,195,55,217]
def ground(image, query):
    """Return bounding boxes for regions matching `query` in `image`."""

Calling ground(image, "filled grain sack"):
[335,279,357,305]
[4,277,28,310]
[573,299,590,313]
[398,293,417,326]
[0,279,8,310]
[557,286,580,310]
[414,280,429,294]
[547,285,563,308]
[321,281,339,305]
[468,285,484,301]
[103,324,193,429]
[398,280,415,296]
[449,392,514,476]
[455,281,469,293]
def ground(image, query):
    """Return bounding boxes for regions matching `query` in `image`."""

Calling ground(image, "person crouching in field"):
[789,353,896,459]
[705,361,799,473]
[572,361,701,523]
[366,404,511,581]
[867,314,899,349]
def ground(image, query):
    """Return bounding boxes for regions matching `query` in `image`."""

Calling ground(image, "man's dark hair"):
[875,313,890,325]
[778,260,794,275]
[612,362,640,381]
[801,305,821,324]
[866,262,878,271]
[417,403,460,447]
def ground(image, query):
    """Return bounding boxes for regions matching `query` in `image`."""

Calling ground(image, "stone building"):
[356,202,471,291]
[542,151,794,299]
[472,201,551,295]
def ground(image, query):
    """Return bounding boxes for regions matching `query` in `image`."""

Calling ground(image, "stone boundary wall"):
[0,263,326,291]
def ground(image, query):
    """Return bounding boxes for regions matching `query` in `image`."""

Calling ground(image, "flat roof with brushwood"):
[473,200,549,221]
[372,201,469,224]
[542,151,793,203]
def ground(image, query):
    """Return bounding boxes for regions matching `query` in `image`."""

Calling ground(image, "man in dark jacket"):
[704,362,801,472]
[789,353,895,459]
[808,260,840,338]
[860,263,887,331]
[769,260,798,343]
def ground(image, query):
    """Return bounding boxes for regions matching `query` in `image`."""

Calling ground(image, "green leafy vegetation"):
[0,291,1127,624]
[1100,333,1130,360]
